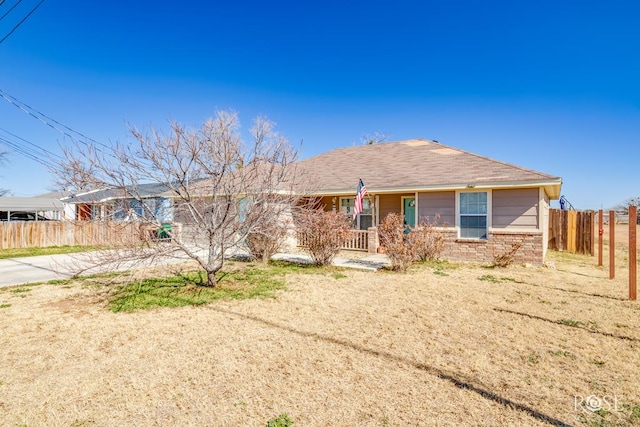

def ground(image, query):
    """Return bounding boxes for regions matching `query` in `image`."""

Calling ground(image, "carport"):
[0,197,65,221]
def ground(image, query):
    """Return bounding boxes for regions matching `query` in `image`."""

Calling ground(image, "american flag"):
[353,179,368,219]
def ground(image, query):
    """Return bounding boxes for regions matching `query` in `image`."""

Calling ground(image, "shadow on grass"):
[553,268,608,279]
[494,308,640,343]
[208,305,573,427]
[505,279,627,301]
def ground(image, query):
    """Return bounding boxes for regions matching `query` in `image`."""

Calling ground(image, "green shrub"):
[265,413,293,427]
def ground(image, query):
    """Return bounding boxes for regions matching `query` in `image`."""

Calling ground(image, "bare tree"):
[360,131,389,145]
[55,111,302,287]
[617,197,640,214]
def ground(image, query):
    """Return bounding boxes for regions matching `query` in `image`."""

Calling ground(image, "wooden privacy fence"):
[0,221,142,249]
[548,209,594,255]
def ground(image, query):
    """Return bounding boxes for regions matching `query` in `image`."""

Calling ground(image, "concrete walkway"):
[272,252,390,271]
[0,251,390,289]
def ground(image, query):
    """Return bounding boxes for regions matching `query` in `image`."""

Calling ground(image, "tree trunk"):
[206,270,217,287]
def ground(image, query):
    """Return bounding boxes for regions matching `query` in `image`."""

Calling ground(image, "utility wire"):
[0,136,56,168]
[0,88,112,151]
[0,0,24,22]
[0,130,58,166]
[0,0,45,45]
[0,126,62,159]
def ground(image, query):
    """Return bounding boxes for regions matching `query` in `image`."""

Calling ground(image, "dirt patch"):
[0,242,639,426]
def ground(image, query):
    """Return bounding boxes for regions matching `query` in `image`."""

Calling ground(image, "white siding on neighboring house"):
[417,191,455,226]
[492,188,539,229]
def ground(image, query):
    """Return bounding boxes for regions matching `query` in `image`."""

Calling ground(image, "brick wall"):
[438,229,544,265]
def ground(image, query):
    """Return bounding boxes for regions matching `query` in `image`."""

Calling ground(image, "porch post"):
[368,226,379,254]
[371,193,376,227]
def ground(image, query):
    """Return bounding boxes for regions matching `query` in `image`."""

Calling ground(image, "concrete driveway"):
[0,250,391,289]
[0,254,78,288]
[0,251,194,289]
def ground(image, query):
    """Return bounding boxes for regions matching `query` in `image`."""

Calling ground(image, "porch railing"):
[296,229,370,252]
[342,229,369,251]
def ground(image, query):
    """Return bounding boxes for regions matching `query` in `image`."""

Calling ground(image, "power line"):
[0,0,45,45]
[0,0,24,22]
[0,88,112,151]
[0,136,56,168]
[0,126,62,159]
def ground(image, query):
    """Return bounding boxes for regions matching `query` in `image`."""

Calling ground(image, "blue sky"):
[0,0,638,209]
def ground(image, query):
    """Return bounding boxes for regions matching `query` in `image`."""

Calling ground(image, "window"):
[340,197,373,230]
[459,192,487,239]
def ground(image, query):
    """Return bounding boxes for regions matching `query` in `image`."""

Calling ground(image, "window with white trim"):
[340,197,373,230]
[459,192,488,239]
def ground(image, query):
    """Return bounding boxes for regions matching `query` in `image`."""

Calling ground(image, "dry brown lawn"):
[1,227,639,426]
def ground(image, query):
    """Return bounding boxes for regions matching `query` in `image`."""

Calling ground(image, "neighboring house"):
[61,183,174,222]
[0,196,67,221]
[295,139,562,265]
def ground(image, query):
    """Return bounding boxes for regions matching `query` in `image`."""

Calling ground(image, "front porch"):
[296,227,380,253]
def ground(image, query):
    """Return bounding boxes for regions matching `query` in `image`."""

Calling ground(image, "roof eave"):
[304,178,563,198]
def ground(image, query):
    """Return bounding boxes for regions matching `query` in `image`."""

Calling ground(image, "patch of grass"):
[549,349,574,358]
[622,403,640,420]
[40,271,134,289]
[614,323,630,329]
[0,303,10,309]
[586,321,599,330]
[0,281,44,292]
[0,245,105,260]
[479,274,523,284]
[109,265,289,312]
[70,419,96,427]
[523,351,541,365]
[265,413,293,427]
[590,357,606,367]
[556,318,599,331]
[423,259,459,270]
[479,274,501,283]
[268,259,323,273]
[331,272,347,279]
[557,318,582,327]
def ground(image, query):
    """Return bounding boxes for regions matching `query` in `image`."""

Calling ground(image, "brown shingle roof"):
[297,139,562,198]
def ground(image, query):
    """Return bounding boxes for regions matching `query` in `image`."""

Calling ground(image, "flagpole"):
[371,193,376,227]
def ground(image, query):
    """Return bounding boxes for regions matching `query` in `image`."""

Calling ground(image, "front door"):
[403,197,416,228]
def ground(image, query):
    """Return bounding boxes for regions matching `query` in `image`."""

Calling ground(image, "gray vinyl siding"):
[492,188,539,229]
[417,191,455,226]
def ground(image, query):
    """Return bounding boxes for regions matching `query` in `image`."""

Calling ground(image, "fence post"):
[629,206,637,300]
[609,210,615,279]
[598,210,603,266]
[590,210,595,256]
